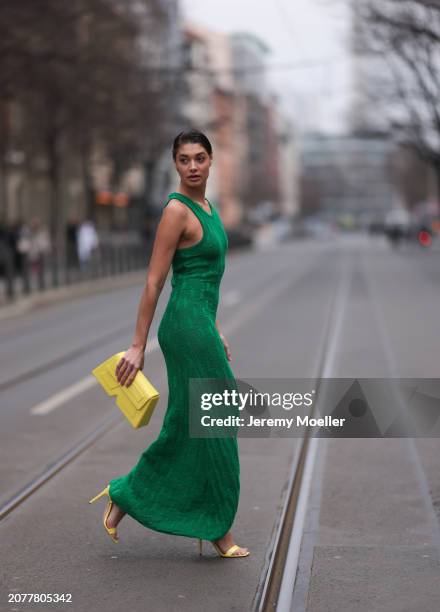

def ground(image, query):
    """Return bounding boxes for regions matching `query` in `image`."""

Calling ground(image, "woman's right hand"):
[115,346,145,387]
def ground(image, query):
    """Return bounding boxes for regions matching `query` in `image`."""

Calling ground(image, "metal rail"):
[0,412,122,521]
[253,251,351,612]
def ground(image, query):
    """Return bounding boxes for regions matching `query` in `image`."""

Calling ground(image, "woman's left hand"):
[219,333,231,361]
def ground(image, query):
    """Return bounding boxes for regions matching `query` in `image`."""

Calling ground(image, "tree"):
[353,0,440,203]
[0,0,177,271]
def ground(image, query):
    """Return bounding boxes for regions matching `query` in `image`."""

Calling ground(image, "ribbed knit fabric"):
[108,192,240,541]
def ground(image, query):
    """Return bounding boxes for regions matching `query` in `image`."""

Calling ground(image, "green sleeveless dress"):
[108,192,240,541]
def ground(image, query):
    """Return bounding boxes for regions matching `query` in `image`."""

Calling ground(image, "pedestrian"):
[28,216,51,275]
[89,129,249,558]
[66,215,79,270]
[0,220,9,277]
[77,217,99,270]
[7,218,28,275]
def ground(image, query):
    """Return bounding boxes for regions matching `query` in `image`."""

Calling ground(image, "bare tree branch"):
[353,0,440,169]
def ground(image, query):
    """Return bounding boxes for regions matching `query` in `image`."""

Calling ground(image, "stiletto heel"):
[89,487,108,504]
[198,538,203,556]
[89,484,119,543]
[210,540,250,558]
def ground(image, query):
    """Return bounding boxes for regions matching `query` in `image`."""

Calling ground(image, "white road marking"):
[30,338,159,416]
[30,376,97,415]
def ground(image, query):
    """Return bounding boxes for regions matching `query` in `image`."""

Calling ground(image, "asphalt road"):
[1,233,440,612]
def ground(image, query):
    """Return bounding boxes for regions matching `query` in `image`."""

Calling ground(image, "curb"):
[0,269,147,322]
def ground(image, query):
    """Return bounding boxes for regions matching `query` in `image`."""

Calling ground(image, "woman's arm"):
[115,201,187,386]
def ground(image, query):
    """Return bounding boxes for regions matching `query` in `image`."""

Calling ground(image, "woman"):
[89,129,249,558]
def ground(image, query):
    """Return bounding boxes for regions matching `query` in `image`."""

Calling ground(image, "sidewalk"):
[294,437,440,612]
[0,269,147,321]
[0,232,151,312]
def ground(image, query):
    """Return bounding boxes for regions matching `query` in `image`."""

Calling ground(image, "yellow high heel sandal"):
[89,484,119,543]
[197,538,250,558]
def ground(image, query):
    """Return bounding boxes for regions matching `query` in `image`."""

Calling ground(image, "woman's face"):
[174,142,212,189]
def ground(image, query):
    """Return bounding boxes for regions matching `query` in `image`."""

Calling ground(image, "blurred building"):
[179,25,297,228]
[230,32,280,218]
[300,133,396,224]
[1,100,51,225]
[178,22,237,224]
[178,22,218,208]
[208,28,243,228]
[277,114,300,219]
[229,32,270,101]
[179,25,288,228]
[132,0,183,216]
[93,0,182,230]
[181,25,216,127]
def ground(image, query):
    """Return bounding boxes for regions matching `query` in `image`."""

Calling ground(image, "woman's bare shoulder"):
[152,200,188,250]
[161,198,188,222]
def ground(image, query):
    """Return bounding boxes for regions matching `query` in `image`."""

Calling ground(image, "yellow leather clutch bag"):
[92,352,159,429]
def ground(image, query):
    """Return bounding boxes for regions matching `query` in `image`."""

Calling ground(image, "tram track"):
[0,413,121,521]
[254,240,440,611]
[253,249,352,612]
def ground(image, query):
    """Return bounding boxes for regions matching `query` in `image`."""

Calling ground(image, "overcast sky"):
[181,0,353,134]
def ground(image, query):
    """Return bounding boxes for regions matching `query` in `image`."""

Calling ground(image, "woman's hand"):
[115,346,145,387]
[219,333,232,362]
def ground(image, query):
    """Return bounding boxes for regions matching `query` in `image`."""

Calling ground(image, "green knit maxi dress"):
[108,192,240,541]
